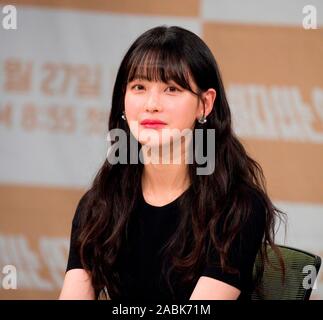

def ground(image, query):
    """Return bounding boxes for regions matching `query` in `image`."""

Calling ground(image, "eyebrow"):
[128,77,179,85]
[128,75,149,82]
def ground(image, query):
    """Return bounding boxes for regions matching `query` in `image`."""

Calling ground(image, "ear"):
[196,88,216,119]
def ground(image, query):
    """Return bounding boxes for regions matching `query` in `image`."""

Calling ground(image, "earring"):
[198,114,207,124]
[121,111,126,120]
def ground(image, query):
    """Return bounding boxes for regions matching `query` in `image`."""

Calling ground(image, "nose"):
[145,88,162,113]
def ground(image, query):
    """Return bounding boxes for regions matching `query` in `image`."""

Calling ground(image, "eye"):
[165,86,180,93]
[131,84,145,91]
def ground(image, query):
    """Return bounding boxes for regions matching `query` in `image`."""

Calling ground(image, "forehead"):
[126,50,198,90]
[127,65,198,89]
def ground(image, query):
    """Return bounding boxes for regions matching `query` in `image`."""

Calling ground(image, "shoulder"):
[249,188,267,225]
[72,190,92,228]
[238,187,267,243]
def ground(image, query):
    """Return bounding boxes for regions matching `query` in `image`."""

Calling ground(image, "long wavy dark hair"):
[74,25,286,300]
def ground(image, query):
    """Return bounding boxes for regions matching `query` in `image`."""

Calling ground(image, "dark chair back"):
[252,245,321,300]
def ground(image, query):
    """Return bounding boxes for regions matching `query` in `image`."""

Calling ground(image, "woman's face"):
[124,75,204,148]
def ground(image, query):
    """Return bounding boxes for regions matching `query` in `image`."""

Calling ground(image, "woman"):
[59,25,285,301]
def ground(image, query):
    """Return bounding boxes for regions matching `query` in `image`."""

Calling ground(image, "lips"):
[140,119,167,125]
[140,119,167,129]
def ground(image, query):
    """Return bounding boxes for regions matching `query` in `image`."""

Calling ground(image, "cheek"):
[124,93,141,119]
[170,98,197,129]
[124,93,143,142]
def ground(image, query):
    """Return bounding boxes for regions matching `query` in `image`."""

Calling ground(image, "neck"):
[142,162,190,195]
[141,139,191,197]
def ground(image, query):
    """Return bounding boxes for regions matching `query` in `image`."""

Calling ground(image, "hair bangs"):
[127,48,197,94]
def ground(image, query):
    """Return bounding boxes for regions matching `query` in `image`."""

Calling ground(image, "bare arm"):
[59,268,95,300]
[189,276,241,300]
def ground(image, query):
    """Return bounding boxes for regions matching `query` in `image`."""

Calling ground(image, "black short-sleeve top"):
[66,186,266,301]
